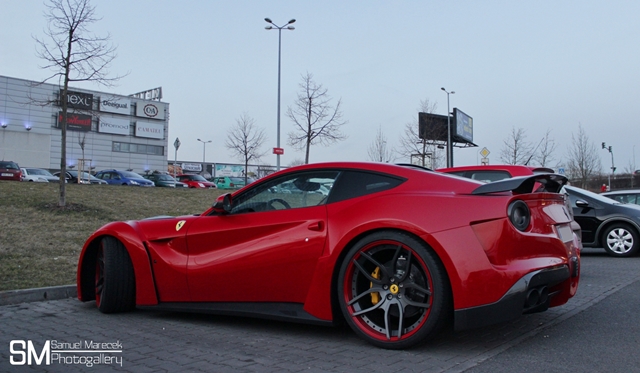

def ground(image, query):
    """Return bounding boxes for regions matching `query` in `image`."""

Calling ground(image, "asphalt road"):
[1,248,639,373]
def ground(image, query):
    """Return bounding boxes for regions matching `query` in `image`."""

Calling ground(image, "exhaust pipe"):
[525,286,548,308]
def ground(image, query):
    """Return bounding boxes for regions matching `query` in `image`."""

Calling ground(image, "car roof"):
[437,164,554,176]
[602,189,640,195]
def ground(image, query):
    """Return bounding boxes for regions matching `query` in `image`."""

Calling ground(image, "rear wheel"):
[602,223,639,257]
[338,231,450,349]
[95,236,136,313]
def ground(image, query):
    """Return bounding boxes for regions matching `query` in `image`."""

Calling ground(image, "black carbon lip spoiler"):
[472,174,568,195]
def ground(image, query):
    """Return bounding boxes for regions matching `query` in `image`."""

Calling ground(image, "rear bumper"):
[454,265,570,331]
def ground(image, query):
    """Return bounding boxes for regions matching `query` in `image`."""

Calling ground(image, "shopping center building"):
[0,75,169,175]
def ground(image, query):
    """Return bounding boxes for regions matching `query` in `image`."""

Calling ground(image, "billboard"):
[454,108,473,143]
[100,97,131,115]
[60,90,93,110]
[135,101,166,120]
[418,112,449,141]
[418,110,474,145]
[99,117,130,135]
[135,121,164,139]
[58,112,92,131]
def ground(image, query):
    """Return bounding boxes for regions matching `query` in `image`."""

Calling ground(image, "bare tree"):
[287,72,347,164]
[397,99,444,168]
[34,0,123,207]
[499,127,533,165]
[367,126,393,163]
[225,113,267,184]
[567,124,601,188]
[534,128,557,167]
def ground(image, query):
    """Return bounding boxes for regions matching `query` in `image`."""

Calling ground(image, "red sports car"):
[77,162,580,349]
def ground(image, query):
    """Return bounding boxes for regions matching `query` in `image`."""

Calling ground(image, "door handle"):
[307,221,325,231]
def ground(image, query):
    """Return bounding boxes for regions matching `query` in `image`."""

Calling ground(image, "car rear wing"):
[472,174,568,195]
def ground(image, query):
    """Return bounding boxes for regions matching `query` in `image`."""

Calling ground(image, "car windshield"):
[157,175,175,181]
[121,171,144,178]
[230,178,245,183]
[28,168,53,176]
[187,175,207,182]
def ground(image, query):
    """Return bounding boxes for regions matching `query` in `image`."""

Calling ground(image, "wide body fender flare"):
[77,221,158,306]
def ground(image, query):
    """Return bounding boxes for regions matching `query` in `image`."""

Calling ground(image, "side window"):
[231,171,339,214]
[328,171,405,203]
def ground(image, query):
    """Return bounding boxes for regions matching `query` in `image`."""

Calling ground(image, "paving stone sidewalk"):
[1,249,638,373]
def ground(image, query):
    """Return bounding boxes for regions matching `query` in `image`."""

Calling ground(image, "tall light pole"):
[602,142,615,190]
[441,87,455,168]
[265,17,295,171]
[197,138,211,164]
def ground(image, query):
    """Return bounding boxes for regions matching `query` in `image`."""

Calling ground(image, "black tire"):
[95,236,136,313]
[337,231,450,349]
[602,223,640,257]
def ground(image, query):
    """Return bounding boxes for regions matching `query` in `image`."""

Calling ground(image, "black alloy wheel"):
[338,231,450,349]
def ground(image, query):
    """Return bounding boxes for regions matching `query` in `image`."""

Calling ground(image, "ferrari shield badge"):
[176,220,186,231]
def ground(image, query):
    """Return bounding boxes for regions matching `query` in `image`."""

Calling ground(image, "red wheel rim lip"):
[343,240,433,342]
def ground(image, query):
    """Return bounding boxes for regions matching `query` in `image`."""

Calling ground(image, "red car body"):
[77,162,580,349]
[437,164,554,182]
[176,174,217,188]
[0,161,23,181]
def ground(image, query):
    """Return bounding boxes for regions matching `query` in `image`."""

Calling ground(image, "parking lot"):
[1,248,639,373]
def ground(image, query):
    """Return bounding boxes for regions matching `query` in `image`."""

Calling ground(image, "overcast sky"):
[2,1,639,172]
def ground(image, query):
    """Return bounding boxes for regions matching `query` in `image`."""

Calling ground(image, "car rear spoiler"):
[472,174,568,195]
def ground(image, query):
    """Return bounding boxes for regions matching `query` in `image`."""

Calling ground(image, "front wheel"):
[337,231,450,349]
[602,223,639,257]
[95,236,136,313]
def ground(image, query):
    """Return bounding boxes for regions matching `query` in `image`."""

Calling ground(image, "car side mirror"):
[212,193,233,213]
[575,200,589,208]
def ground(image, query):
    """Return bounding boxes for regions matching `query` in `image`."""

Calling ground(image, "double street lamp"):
[441,87,455,168]
[265,17,295,170]
[197,138,211,164]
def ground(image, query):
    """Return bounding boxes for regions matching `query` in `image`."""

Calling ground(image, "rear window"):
[0,161,19,170]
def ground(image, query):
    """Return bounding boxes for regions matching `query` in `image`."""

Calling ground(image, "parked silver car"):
[21,168,61,183]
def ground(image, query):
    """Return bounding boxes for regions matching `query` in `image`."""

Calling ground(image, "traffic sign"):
[480,147,490,158]
[174,137,181,150]
[273,147,284,155]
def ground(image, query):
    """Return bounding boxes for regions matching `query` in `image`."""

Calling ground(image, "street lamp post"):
[602,142,615,191]
[197,138,212,164]
[441,87,455,168]
[265,17,295,171]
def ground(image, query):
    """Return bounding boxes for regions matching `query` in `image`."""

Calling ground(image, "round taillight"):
[508,200,531,232]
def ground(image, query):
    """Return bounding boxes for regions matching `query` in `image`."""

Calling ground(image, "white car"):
[21,168,61,183]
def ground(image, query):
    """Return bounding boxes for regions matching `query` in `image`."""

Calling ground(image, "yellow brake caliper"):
[370,267,381,304]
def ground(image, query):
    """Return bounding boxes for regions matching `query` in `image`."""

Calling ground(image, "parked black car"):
[565,185,640,257]
[53,171,107,185]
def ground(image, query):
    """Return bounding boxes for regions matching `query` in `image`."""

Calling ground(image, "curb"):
[0,285,77,306]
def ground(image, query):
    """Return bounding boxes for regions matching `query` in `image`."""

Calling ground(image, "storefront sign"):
[100,97,131,115]
[99,117,130,135]
[61,90,93,110]
[58,112,92,131]
[181,163,202,172]
[135,121,164,139]
[135,101,166,120]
